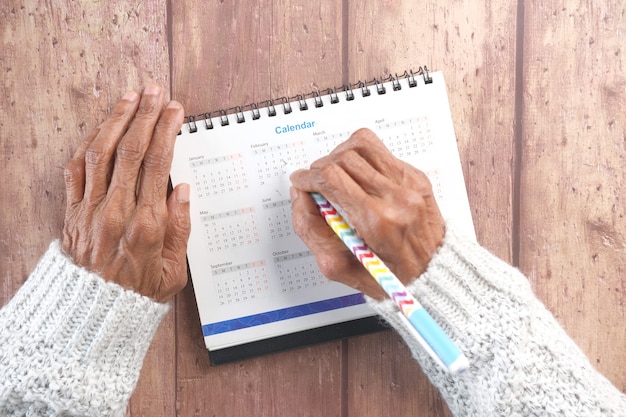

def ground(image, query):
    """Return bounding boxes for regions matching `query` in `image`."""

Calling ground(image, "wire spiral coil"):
[182,66,432,135]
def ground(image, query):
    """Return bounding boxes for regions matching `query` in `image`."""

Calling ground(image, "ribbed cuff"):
[0,241,169,416]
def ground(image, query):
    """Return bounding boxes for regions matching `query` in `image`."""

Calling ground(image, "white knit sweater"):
[0,241,169,417]
[366,226,626,416]
[1,228,625,416]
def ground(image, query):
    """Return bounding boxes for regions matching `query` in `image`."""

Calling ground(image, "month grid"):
[253,141,308,185]
[190,153,248,198]
[313,131,351,158]
[376,116,434,159]
[263,199,294,240]
[274,251,329,294]
[212,260,270,305]
[201,207,260,252]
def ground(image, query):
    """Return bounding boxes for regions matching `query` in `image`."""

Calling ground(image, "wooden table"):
[1,1,624,416]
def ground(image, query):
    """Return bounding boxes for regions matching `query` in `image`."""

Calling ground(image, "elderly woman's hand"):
[289,128,445,300]
[62,85,190,302]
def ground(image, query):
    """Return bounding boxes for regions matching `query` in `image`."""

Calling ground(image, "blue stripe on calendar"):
[202,293,366,336]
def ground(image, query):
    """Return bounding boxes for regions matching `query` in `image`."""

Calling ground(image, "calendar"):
[170,70,475,362]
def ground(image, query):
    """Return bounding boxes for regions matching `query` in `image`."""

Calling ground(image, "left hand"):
[62,85,191,302]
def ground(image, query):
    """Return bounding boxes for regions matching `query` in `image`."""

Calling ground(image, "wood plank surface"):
[1,0,625,416]
[0,2,176,416]
[169,1,346,416]
[521,0,626,391]
[345,3,518,416]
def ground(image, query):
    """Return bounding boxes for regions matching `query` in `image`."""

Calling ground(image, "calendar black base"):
[207,316,390,365]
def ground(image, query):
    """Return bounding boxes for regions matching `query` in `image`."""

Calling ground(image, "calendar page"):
[170,71,475,360]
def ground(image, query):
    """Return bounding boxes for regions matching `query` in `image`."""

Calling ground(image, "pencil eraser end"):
[447,355,470,375]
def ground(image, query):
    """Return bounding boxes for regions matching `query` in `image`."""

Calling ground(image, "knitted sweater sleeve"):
[0,241,169,417]
[366,224,626,417]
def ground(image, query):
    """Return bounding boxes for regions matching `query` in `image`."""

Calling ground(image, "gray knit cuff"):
[0,241,169,416]
[364,225,626,416]
[365,223,533,355]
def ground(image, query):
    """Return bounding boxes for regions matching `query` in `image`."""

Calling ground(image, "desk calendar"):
[170,69,475,364]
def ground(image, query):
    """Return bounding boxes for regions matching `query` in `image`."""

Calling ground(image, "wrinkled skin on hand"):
[62,85,191,302]
[289,128,445,300]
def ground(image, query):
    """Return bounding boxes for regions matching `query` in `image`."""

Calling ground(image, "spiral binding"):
[182,66,432,135]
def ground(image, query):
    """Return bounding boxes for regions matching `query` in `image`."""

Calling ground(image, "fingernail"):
[176,183,190,202]
[122,91,139,102]
[144,84,162,96]
[289,186,298,202]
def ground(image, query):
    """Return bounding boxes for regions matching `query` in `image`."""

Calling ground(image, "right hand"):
[289,128,445,300]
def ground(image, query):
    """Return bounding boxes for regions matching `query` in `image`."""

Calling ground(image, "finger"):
[296,129,401,202]
[137,100,184,207]
[290,162,371,220]
[160,183,191,301]
[109,85,165,202]
[64,127,100,210]
[84,90,140,203]
[290,185,352,275]
[290,186,386,300]
[290,185,341,251]
[328,128,402,179]
[329,148,392,198]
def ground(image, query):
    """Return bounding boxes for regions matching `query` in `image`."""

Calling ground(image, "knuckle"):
[142,150,170,173]
[63,160,81,183]
[116,143,144,164]
[318,162,343,182]
[85,144,113,167]
[350,128,378,146]
[402,189,428,211]
[316,256,335,278]
[414,168,433,186]
[316,252,345,280]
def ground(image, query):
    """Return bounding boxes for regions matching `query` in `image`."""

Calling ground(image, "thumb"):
[162,183,192,296]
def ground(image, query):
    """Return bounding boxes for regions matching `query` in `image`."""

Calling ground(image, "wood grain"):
[1,0,625,416]
[345,2,518,416]
[0,1,175,416]
[521,0,626,391]
[170,1,346,415]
